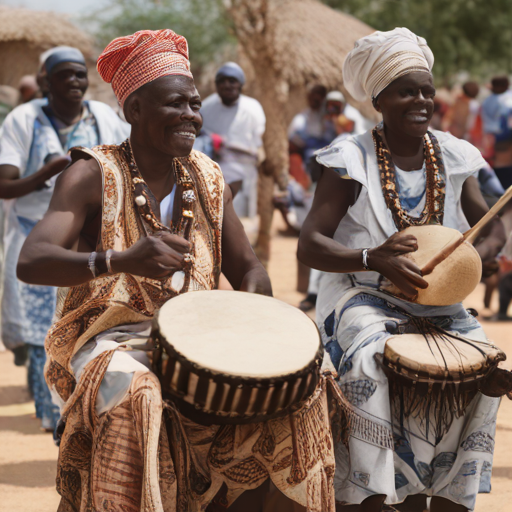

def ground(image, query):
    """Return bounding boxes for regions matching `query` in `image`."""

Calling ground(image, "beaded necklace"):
[120,139,196,292]
[372,127,446,231]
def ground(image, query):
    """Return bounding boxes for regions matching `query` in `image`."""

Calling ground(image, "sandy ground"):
[0,216,511,511]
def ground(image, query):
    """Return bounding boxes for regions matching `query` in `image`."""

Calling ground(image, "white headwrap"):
[342,27,434,102]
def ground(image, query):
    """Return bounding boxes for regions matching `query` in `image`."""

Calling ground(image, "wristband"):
[88,251,98,278]
[106,249,114,274]
[362,248,371,270]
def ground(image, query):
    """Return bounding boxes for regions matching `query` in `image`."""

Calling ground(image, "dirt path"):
[0,217,511,510]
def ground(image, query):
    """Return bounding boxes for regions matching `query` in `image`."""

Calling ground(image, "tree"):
[89,0,235,74]
[324,0,512,82]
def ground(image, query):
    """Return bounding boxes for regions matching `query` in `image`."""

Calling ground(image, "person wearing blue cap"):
[0,46,129,432]
[199,62,266,220]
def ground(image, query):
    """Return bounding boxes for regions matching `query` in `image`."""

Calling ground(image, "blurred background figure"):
[481,76,512,189]
[17,75,39,104]
[0,85,18,126]
[283,87,371,311]
[325,89,371,136]
[200,62,266,222]
[0,46,129,432]
[444,81,482,142]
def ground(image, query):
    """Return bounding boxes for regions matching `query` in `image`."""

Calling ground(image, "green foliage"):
[323,0,512,81]
[89,0,235,73]
[89,0,511,83]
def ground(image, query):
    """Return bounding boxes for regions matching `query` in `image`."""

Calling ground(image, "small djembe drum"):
[376,331,506,440]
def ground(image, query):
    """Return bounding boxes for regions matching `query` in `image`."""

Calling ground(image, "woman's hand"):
[113,232,191,279]
[368,232,429,299]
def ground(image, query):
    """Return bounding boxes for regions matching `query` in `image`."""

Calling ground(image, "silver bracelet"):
[88,251,98,278]
[362,248,371,270]
[105,249,114,274]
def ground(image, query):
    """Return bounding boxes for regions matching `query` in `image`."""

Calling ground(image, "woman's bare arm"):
[298,167,428,298]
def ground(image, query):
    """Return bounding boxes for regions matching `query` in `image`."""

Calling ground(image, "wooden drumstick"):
[422,184,512,276]
[463,183,512,243]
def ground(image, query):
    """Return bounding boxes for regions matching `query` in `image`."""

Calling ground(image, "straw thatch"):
[0,7,93,86]
[0,7,115,106]
[225,0,376,263]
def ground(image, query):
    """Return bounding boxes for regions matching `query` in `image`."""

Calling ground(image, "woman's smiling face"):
[373,71,436,139]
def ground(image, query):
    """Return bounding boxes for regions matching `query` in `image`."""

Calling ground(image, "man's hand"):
[368,232,429,299]
[113,232,191,279]
[35,156,72,189]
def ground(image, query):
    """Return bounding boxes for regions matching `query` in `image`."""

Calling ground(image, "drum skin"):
[382,333,505,384]
[152,290,323,425]
[386,225,482,306]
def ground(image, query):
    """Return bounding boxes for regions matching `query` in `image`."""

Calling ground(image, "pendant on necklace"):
[170,271,185,293]
[135,195,146,206]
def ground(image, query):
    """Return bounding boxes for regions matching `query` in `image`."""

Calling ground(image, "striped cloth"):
[97,29,193,107]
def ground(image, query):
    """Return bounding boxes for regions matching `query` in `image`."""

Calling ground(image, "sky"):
[0,0,106,16]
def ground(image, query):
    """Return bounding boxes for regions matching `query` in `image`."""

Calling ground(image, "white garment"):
[313,128,496,510]
[0,98,129,350]
[0,98,130,221]
[288,108,326,141]
[314,127,485,323]
[200,93,265,185]
[159,185,176,227]
[343,27,434,102]
[66,322,152,416]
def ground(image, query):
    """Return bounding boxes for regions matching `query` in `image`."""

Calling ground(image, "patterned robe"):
[45,144,337,512]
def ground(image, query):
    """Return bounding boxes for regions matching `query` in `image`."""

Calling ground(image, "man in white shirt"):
[199,62,266,218]
[0,46,129,431]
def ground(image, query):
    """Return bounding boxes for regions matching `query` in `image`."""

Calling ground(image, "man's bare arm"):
[17,157,103,286]
[18,157,196,287]
[221,185,272,296]
[0,157,70,199]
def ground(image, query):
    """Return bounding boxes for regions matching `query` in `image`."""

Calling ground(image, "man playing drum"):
[17,30,336,512]
[298,28,508,512]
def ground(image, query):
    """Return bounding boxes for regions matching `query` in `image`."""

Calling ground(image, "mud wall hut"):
[0,7,114,106]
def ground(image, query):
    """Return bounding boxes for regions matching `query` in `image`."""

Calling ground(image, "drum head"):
[157,290,321,378]
[384,333,505,379]
[401,225,482,306]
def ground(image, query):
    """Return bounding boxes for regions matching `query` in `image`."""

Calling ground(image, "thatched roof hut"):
[0,7,114,105]
[225,0,376,263]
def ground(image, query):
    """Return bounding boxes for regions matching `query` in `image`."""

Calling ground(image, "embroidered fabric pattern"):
[45,143,224,403]
[55,348,339,512]
[372,127,446,230]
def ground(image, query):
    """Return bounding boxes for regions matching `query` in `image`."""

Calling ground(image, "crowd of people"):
[281,72,512,320]
[0,21,511,512]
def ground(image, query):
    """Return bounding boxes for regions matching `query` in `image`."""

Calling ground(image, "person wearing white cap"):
[325,90,372,136]
[199,62,266,220]
[298,28,507,511]
[0,46,129,432]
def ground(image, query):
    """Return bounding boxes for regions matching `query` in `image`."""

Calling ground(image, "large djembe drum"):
[151,290,323,425]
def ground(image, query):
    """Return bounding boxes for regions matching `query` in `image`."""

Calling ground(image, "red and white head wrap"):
[97,29,193,107]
